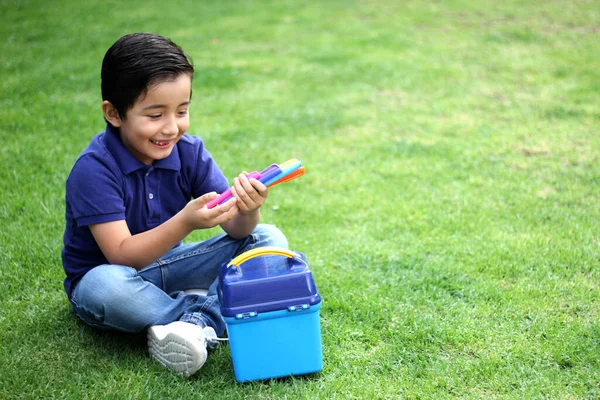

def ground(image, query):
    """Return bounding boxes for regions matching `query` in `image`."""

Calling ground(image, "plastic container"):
[218,247,323,382]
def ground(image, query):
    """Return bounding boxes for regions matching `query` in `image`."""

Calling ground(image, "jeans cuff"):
[180,312,209,328]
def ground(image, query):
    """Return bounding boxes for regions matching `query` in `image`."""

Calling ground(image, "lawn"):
[1,0,599,398]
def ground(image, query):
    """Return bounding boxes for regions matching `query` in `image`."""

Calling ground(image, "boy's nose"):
[162,117,179,136]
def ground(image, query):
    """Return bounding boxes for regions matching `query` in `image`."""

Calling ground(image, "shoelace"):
[205,336,228,350]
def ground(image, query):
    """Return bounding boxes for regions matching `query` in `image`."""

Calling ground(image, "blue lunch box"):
[218,246,323,382]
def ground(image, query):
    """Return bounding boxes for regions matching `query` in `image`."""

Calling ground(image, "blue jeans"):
[70,224,287,336]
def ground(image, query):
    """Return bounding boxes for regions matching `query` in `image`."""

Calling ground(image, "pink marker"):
[206,171,261,209]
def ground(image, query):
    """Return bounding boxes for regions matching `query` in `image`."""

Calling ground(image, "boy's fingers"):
[213,201,238,224]
[213,197,237,214]
[235,174,266,200]
[224,202,239,219]
[235,174,253,191]
[250,178,268,197]
[243,178,268,203]
[198,197,236,227]
[232,178,251,201]
[191,192,218,207]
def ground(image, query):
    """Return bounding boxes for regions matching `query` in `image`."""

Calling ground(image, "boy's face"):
[115,74,192,165]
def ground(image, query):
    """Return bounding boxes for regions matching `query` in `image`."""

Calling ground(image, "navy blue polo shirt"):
[61,124,229,298]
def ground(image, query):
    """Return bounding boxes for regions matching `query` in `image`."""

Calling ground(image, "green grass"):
[1,0,599,398]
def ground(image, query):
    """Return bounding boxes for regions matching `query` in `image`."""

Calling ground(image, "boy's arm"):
[220,173,268,239]
[220,209,261,239]
[90,192,238,269]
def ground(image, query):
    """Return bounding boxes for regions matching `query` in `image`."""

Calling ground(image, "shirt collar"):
[104,124,181,174]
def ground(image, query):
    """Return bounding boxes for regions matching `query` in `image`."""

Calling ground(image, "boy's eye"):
[178,109,189,116]
[148,114,161,119]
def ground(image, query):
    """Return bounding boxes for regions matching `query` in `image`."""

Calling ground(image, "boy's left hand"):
[231,172,268,215]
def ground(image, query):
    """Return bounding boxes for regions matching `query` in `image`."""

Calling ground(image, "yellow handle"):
[227,246,298,267]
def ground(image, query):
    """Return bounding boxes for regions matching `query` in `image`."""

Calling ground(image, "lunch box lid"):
[218,247,321,317]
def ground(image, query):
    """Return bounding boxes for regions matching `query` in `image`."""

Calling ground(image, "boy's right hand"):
[181,192,239,230]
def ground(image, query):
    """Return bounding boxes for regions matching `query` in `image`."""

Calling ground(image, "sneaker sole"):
[147,325,207,377]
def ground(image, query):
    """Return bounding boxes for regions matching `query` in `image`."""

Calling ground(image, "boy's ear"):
[102,101,122,127]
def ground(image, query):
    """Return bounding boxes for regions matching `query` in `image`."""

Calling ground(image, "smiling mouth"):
[151,139,171,147]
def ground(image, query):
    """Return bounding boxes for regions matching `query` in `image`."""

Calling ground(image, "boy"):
[62,33,288,377]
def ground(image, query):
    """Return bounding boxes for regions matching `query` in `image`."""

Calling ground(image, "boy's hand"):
[182,192,238,230]
[231,172,268,215]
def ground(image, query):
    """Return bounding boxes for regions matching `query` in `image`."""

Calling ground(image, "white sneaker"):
[147,321,218,377]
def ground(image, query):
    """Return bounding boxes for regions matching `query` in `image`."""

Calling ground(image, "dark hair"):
[101,33,194,120]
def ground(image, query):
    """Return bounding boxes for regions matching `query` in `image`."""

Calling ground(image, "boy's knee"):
[75,264,137,309]
[253,224,288,249]
[73,265,152,332]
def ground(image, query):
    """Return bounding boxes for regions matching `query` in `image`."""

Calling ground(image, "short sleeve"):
[182,136,229,198]
[66,153,126,227]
